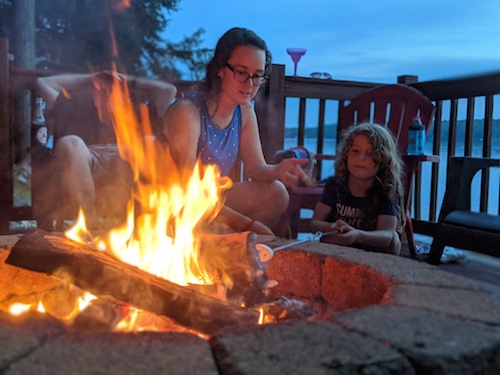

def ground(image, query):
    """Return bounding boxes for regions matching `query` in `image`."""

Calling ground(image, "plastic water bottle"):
[407,117,425,155]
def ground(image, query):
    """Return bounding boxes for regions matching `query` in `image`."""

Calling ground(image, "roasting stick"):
[256,230,338,262]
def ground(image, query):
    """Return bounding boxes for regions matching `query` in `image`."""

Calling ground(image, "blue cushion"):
[443,210,500,234]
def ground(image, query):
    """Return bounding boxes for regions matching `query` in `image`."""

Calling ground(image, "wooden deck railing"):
[1,36,499,237]
[255,64,500,237]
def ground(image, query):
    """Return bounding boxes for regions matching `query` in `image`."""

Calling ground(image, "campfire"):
[3,71,316,336]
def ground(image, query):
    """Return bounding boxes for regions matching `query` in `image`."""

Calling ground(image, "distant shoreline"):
[284,119,500,142]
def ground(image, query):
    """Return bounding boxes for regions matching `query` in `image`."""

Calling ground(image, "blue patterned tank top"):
[187,92,241,176]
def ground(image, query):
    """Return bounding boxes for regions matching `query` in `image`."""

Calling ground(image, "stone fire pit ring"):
[0,235,499,374]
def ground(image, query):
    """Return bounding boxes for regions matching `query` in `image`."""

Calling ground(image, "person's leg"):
[224,180,289,234]
[91,144,134,223]
[53,135,96,226]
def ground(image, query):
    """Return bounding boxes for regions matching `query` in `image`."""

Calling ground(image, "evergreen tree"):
[0,0,212,79]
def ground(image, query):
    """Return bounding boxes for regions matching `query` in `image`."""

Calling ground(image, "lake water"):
[284,138,500,219]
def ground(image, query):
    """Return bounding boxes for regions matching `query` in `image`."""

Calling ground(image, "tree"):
[0,0,212,79]
[0,0,212,162]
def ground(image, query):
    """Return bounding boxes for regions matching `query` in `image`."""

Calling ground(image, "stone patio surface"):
[0,233,499,374]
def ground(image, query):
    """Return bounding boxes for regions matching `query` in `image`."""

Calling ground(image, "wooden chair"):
[286,84,437,256]
[427,157,500,265]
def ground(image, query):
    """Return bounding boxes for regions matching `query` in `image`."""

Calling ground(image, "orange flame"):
[69,67,232,289]
[65,207,93,244]
[6,291,96,323]
[48,67,233,332]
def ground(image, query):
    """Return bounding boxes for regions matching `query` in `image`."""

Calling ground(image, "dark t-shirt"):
[320,176,397,231]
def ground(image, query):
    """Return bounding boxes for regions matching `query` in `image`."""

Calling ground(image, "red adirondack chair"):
[286,84,437,255]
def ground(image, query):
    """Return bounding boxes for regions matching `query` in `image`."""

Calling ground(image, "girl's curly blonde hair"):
[335,123,406,233]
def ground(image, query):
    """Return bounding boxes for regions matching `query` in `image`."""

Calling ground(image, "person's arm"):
[310,201,339,233]
[162,98,200,178]
[36,72,177,116]
[238,105,308,187]
[316,214,398,251]
[35,73,92,110]
[125,75,177,117]
[345,215,398,248]
[312,196,398,252]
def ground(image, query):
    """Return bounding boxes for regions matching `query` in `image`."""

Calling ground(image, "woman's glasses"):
[225,63,268,86]
[310,72,332,80]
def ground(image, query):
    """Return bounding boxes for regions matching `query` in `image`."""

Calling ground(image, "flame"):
[6,291,95,323]
[9,15,245,334]
[258,307,264,325]
[65,207,94,244]
[9,303,31,316]
[43,69,233,332]
[36,301,46,313]
[68,68,232,290]
[78,292,98,311]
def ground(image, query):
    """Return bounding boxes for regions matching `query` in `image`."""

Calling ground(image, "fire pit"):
[1,233,499,374]
[2,72,499,373]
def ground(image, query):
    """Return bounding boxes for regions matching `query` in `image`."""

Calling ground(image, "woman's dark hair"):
[201,27,272,97]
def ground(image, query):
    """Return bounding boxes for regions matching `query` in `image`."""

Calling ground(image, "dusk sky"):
[165,0,500,84]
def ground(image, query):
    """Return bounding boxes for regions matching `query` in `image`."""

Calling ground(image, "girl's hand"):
[332,219,350,234]
[325,220,357,246]
[275,158,309,188]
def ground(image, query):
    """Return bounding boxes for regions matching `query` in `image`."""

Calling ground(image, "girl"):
[310,123,405,255]
[163,27,308,236]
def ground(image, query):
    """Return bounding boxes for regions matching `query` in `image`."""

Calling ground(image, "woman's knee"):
[267,180,289,211]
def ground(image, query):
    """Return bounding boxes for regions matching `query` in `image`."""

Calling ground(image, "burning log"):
[72,297,122,332]
[6,230,260,335]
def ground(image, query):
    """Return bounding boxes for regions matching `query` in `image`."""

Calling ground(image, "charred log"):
[6,229,260,335]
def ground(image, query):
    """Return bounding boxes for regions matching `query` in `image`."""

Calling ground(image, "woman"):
[163,27,308,236]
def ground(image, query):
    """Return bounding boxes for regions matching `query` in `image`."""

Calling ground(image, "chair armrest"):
[402,154,440,176]
[439,157,500,220]
[401,154,440,210]
[314,154,336,161]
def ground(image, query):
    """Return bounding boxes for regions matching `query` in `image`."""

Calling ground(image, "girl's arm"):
[238,105,308,187]
[349,215,398,249]
[312,200,400,254]
[310,201,338,233]
[326,215,399,255]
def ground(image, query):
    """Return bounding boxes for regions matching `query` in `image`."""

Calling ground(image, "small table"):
[402,154,440,255]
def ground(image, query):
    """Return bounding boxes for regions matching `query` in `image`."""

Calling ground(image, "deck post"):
[254,64,286,162]
[0,38,12,233]
[398,75,419,84]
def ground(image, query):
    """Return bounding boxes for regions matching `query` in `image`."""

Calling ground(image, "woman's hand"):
[274,158,310,188]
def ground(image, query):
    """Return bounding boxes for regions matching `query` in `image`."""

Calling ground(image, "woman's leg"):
[224,179,289,233]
